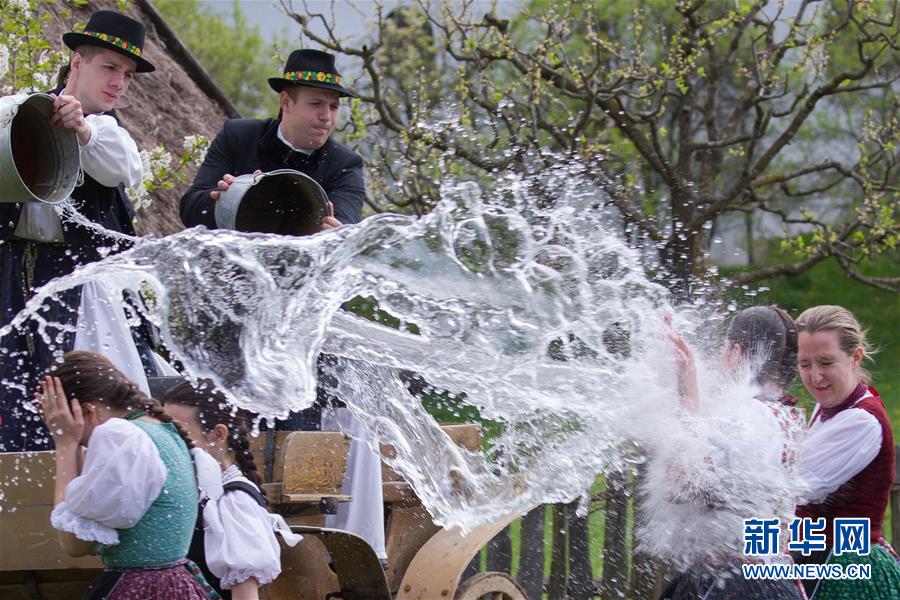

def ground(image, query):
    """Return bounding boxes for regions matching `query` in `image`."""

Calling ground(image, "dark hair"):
[726,306,798,389]
[49,351,194,450]
[56,45,106,88]
[163,380,265,495]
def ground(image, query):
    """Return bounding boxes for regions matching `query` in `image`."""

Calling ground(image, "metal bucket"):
[0,93,80,204]
[215,168,329,237]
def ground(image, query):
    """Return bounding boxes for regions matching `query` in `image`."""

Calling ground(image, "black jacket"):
[179,118,364,228]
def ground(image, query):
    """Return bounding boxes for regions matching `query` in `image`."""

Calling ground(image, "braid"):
[49,350,196,450]
[771,306,798,387]
[164,379,265,497]
[145,401,195,450]
[228,422,266,499]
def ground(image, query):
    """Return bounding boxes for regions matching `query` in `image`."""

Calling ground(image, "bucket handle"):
[75,167,85,188]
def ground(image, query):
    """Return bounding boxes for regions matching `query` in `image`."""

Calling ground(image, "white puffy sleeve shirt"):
[50,418,167,545]
[799,405,882,503]
[80,113,143,188]
[194,457,301,590]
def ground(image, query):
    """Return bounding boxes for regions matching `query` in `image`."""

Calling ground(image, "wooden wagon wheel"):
[454,571,527,600]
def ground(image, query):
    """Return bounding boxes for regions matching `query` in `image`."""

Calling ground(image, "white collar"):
[221,463,244,485]
[277,125,314,155]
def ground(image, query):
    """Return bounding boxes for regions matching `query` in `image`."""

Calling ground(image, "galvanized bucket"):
[215,168,329,236]
[0,93,80,204]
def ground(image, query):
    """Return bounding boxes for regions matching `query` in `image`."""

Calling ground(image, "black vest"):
[188,481,268,600]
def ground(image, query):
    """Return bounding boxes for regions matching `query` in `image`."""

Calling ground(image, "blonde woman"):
[794,305,899,599]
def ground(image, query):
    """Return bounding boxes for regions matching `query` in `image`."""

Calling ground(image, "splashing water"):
[0,164,806,567]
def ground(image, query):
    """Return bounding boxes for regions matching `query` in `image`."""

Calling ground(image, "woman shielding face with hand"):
[38,375,85,449]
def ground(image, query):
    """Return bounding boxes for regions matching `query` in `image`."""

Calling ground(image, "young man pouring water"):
[179,49,385,565]
[180,49,364,230]
[0,11,154,452]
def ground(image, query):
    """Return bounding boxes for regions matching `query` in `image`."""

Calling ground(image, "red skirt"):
[84,559,219,600]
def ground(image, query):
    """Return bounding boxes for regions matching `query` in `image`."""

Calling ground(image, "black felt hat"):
[268,49,356,98]
[63,10,155,73]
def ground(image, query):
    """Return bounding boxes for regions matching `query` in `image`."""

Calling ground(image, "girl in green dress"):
[39,351,218,599]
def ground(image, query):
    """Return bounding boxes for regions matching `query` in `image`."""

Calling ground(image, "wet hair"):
[56,45,107,88]
[726,306,798,389]
[795,304,875,383]
[49,351,194,450]
[163,380,265,495]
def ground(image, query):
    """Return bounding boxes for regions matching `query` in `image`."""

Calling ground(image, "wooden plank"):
[440,423,481,451]
[261,522,340,600]
[295,527,390,599]
[518,506,545,599]
[602,470,628,599]
[395,507,533,600]
[0,568,98,600]
[0,451,56,506]
[383,504,440,592]
[0,452,104,572]
[894,444,900,489]
[0,505,102,571]
[892,444,900,549]
[568,500,594,599]
[248,431,293,483]
[280,494,351,504]
[382,481,416,504]
[280,432,350,495]
[380,423,482,483]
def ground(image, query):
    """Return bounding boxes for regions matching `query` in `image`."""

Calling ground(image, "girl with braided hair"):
[37,351,218,600]
[657,307,807,600]
[163,379,301,600]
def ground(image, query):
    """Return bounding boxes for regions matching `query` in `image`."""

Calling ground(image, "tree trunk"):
[567,499,594,599]
[745,211,755,265]
[548,504,568,599]
[602,470,629,599]
[518,506,546,599]
[665,192,703,300]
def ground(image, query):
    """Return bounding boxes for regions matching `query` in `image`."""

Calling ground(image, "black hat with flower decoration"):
[268,49,357,98]
[63,10,155,73]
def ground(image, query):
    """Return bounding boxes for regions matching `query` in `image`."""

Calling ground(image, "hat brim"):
[268,77,357,98]
[63,32,155,73]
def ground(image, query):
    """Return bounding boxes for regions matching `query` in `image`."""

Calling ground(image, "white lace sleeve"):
[50,419,166,544]
[799,408,881,502]
[204,482,301,589]
[80,114,142,187]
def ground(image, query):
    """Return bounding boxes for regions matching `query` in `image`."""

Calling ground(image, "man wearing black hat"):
[180,50,382,563]
[180,49,364,229]
[0,11,155,451]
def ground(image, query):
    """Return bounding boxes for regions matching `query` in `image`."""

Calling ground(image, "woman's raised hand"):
[664,314,700,413]
[37,375,84,448]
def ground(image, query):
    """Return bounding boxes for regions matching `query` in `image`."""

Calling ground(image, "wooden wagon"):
[0,425,528,599]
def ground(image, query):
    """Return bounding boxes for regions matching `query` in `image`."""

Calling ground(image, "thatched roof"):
[44,0,239,236]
